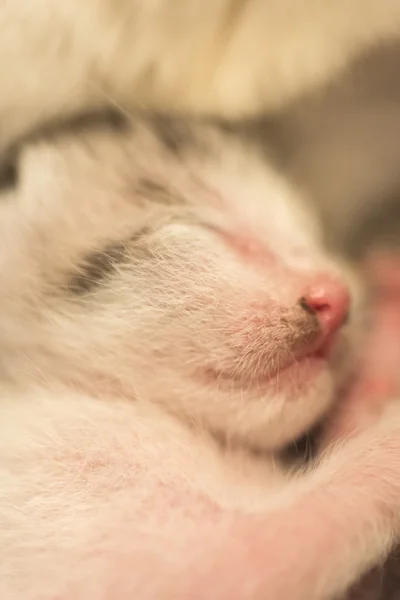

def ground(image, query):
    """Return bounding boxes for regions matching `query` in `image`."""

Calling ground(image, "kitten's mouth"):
[204,351,330,390]
[200,317,346,391]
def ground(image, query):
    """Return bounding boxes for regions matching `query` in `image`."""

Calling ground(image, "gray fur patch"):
[135,177,185,206]
[0,157,18,190]
[149,114,196,156]
[67,227,152,295]
[68,242,129,295]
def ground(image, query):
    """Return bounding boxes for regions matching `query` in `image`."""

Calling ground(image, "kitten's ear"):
[0,108,128,194]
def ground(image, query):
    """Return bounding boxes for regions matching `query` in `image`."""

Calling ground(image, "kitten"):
[0,113,400,599]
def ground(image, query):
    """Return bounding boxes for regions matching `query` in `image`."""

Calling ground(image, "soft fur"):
[0,114,362,448]
[1,115,400,600]
[1,0,400,149]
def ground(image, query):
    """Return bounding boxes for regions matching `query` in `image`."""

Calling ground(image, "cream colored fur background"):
[1,0,400,149]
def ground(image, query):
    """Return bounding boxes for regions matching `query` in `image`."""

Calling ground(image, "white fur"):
[1,117,400,600]
[0,117,362,449]
[1,0,400,148]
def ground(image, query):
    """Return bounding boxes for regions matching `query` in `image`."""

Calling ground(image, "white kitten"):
[2,114,400,600]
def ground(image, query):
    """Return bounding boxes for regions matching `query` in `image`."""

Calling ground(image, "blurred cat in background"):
[1,0,400,152]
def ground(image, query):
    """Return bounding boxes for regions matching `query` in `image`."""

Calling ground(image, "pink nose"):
[300,277,351,336]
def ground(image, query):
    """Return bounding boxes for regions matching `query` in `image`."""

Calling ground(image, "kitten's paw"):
[320,251,400,450]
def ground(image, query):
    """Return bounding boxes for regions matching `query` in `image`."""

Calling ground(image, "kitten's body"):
[1,0,400,149]
[1,114,400,599]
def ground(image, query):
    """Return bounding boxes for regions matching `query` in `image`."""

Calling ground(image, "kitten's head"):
[0,114,364,451]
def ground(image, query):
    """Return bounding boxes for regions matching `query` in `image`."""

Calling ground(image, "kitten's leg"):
[3,394,400,600]
[182,415,400,600]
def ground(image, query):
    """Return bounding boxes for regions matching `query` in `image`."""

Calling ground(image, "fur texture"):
[1,115,400,600]
[1,0,400,149]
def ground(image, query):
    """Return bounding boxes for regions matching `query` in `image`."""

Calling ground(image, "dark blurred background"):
[241,40,400,259]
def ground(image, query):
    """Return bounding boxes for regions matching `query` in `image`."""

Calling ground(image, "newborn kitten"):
[0,113,399,600]
[1,0,400,149]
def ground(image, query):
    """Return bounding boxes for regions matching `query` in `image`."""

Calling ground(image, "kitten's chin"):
[181,366,337,453]
[202,353,333,395]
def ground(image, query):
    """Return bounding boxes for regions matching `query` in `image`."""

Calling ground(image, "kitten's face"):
[0,115,364,451]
